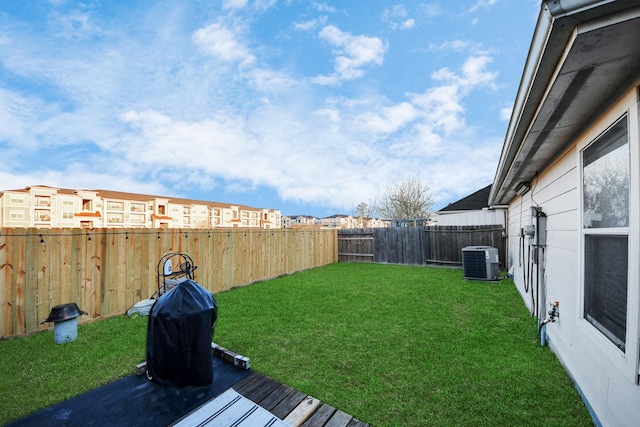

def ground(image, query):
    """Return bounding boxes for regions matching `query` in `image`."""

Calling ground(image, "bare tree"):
[374,177,434,221]
[354,201,373,228]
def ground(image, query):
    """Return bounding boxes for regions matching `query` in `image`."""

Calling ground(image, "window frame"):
[577,94,640,383]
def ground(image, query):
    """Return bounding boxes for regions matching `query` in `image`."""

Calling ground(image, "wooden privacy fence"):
[0,228,337,338]
[338,225,506,267]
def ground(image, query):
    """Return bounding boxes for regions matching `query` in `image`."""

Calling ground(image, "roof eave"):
[490,0,640,206]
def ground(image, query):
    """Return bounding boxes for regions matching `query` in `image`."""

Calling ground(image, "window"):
[107,201,124,211]
[82,199,92,211]
[35,209,51,222]
[130,214,145,224]
[10,210,25,219]
[131,203,145,212]
[35,196,51,206]
[582,116,629,352]
[62,212,74,220]
[10,195,25,205]
[107,213,124,223]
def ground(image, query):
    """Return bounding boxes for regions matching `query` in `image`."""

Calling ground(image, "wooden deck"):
[8,355,370,427]
[232,371,370,427]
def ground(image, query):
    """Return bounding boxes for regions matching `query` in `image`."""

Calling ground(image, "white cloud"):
[420,4,442,17]
[117,106,385,208]
[385,4,408,18]
[293,16,328,31]
[411,85,465,135]
[466,0,499,14]
[192,22,256,67]
[382,5,416,30]
[246,68,300,94]
[400,19,415,29]
[48,10,103,39]
[0,88,37,148]
[432,55,498,91]
[354,102,417,135]
[254,0,277,11]
[500,104,513,121]
[313,2,337,13]
[430,40,483,53]
[312,25,386,85]
[222,0,248,9]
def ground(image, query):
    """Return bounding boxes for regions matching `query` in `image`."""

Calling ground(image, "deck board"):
[239,376,282,403]
[283,396,322,426]
[270,389,307,419]
[325,409,353,427]
[233,372,369,427]
[301,404,337,426]
[254,383,297,411]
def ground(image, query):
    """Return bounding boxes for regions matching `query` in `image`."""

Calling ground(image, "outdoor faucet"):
[538,301,559,340]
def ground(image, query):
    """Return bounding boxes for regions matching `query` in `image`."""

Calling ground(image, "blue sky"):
[0,0,539,217]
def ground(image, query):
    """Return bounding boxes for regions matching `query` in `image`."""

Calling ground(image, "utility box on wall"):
[462,246,500,281]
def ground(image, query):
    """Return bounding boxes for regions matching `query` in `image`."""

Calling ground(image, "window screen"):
[584,235,628,351]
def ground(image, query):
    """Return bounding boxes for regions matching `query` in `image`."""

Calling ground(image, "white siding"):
[506,89,640,427]
[433,209,506,226]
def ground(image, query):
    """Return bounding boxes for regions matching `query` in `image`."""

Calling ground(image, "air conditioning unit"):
[462,246,500,281]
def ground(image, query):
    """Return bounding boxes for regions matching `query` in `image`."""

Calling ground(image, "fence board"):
[24,229,37,332]
[0,229,9,337]
[14,229,26,336]
[337,230,374,263]
[0,228,337,338]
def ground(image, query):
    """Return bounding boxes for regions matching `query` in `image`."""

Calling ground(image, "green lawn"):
[0,262,592,426]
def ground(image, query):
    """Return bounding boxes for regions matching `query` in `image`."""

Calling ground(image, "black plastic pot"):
[42,303,87,324]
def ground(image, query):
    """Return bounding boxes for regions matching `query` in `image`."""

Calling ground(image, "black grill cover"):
[146,279,218,387]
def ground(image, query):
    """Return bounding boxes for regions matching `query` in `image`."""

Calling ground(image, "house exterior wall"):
[506,87,640,427]
[433,208,506,226]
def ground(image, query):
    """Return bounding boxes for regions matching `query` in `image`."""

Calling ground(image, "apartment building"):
[0,185,281,229]
[282,215,319,228]
[281,214,389,229]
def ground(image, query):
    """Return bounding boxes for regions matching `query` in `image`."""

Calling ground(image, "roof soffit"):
[491,5,640,205]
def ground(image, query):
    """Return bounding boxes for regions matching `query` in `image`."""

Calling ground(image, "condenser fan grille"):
[462,246,499,281]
